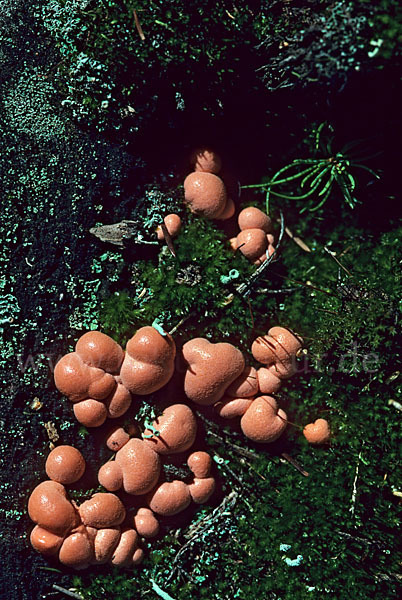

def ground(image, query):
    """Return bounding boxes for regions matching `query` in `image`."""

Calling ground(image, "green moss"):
[40,0,266,132]
[99,214,263,346]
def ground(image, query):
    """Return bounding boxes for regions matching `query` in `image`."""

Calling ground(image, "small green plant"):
[99,291,142,344]
[242,122,380,213]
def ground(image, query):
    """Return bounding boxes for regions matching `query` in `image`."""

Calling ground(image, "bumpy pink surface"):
[156,214,182,241]
[28,482,143,570]
[105,425,130,452]
[93,527,121,563]
[111,529,140,567]
[182,338,245,405]
[235,228,268,261]
[238,207,273,233]
[98,438,161,496]
[55,327,176,427]
[54,352,115,404]
[147,480,192,516]
[226,365,259,398]
[143,404,197,455]
[120,327,176,395]
[28,481,79,536]
[303,419,331,444]
[133,508,160,538]
[45,445,85,485]
[252,327,302,366]
[215,197,235,220]
[251,326,303,392]
[188,477,216,504]
[79,493,126,528]
[54,331,130,427]
[257,367,283,395]
[30,526,65,557]
[187,451,212,479]
[74,399,110,427]
[58,532,93,570]
[240,396,287,443]
[214,396,254,419]
[75,331,124,373]
[184,172,227,219]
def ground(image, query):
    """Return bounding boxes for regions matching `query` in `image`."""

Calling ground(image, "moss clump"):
[99,214,268,346]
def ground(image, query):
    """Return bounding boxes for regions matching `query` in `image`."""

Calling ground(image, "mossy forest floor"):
[1,2,401,599]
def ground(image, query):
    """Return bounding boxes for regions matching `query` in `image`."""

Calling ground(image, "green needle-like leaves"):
[242,122,380,213]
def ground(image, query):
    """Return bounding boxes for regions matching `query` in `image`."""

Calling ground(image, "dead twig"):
[374,573,402,583]
[43,58,67,80]
[195,411,243,440]
[324,246,353,277]
[166,491,238,581]
[214,452,245,488]
[52,585,84,600]
[271,271,336,297]
[168,312,196,335]
[275,218,311,252]
[349,445,363,516]
[339,245,352,258]
[255,287,299,294]
[236,210,285,298]
[337,530,390,551]
[315,307,339,316]
[205,429,258,461]
[133,9,145,40]
[160,221,176,257]
[281,452,309,477]
[184,492,238,540]
[89,220,158,247]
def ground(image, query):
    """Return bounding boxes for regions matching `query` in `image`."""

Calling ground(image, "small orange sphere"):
[156,214,182,241]
[238,207,273,233]
[303,419,331,444]
[45,445,86,484]
[183,172,227,219]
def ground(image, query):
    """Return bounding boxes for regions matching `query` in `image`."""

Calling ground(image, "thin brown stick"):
[216,455,245,489]
[133,9,145,40]
[195,410,244,440]
[281,452,309,477]
[43,58,67,80]
[160,221,176,257]
[276,218,311,252]
[234,242,246,252]
[315,307,339,316]
[324,246,353,277]
[205,429,258,460]
[271,271,336,297]
[339,245,352,258]
[337,530,389,551]
[277,413,304,430]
